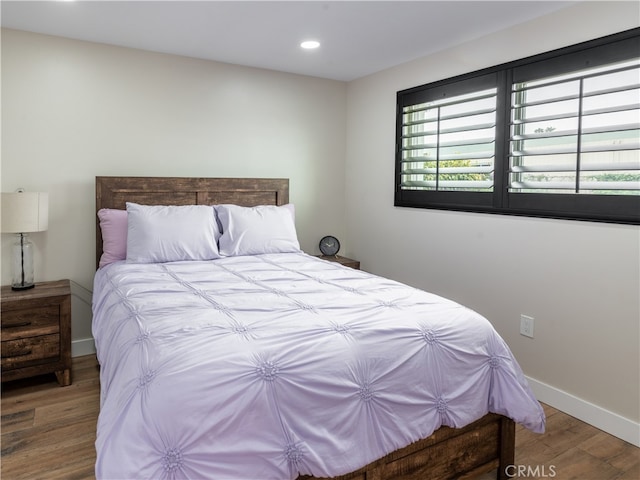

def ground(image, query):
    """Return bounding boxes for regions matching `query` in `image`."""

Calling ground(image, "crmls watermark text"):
[505,464,557,478]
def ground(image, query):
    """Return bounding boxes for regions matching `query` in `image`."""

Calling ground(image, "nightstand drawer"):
[1,306,60,341]
[2,334,61,371]
[1,279,72,386]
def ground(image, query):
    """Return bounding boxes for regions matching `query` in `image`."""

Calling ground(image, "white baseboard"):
[526,375,640,447]
[72,337,96,357]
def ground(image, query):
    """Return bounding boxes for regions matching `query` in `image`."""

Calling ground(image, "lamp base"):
[11,233,36,290]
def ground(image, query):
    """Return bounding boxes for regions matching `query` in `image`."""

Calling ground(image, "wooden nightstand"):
[1,279,72,386]
[316,255,361,270]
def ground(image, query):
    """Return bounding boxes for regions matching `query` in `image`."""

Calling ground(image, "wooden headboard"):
[95,176,289,268]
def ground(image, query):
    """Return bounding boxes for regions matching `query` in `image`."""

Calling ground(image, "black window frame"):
[395,28,640,225]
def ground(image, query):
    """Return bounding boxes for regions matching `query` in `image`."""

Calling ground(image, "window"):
[396,28,640,224]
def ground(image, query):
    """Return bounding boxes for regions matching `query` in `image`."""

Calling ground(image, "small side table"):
[316,255,361,270]
[1,279,72,386]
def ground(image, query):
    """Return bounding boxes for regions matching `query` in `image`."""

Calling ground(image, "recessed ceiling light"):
[300,40,320,50]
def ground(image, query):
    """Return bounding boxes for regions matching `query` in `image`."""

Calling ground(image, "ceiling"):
[1,0,576,81]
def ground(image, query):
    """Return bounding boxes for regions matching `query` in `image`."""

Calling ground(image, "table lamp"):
[1,190,49,290]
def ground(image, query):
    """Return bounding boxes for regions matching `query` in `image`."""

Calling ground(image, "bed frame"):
[95,176,515,480]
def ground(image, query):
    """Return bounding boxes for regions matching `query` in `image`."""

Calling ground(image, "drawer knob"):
[2,349,32,358]
[3,321,32,328]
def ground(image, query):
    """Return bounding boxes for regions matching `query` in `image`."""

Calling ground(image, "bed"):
[93,176,545,480]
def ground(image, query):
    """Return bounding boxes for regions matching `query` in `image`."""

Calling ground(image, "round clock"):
[319,235,340,256]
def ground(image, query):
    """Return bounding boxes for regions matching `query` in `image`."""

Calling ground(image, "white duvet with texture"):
[92,253,545,480]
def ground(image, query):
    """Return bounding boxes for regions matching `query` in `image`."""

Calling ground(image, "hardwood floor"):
[1,355,638,480]
[2,355,100,480]
[476,405,640,480]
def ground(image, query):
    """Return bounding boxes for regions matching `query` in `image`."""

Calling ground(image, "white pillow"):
[216,204,301,256]
[126,203,221,263]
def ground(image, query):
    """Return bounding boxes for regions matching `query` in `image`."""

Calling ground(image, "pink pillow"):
[98,208,127,268]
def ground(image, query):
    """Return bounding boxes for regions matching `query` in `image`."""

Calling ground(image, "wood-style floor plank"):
[2,355,100,480]
[2,355,638,480]
[477,403,639,480]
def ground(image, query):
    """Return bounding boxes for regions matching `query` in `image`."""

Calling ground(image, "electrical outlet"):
[520,314,534,338]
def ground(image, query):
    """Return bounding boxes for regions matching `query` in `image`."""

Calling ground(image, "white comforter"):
[92,253,545,480]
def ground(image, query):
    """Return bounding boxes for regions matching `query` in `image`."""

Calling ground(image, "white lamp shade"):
[1,192,49,233]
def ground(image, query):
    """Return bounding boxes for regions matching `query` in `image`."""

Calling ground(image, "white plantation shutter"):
[400,88,497,192]
[509,59,640,195]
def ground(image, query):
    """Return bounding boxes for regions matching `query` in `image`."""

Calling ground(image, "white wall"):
[345,1,640,443]
[1,29,347,353]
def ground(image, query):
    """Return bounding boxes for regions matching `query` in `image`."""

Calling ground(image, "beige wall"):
[1,28,347,346]
[345,1,639,438]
